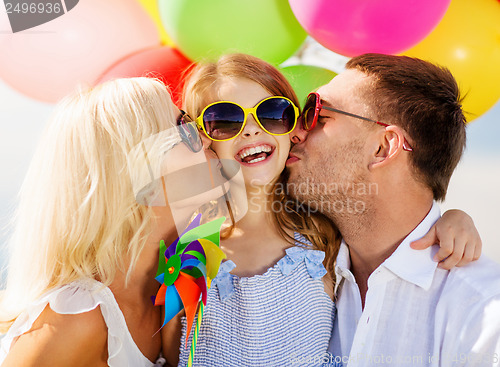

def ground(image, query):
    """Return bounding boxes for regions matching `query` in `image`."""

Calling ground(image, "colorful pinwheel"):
[152,213,226,358]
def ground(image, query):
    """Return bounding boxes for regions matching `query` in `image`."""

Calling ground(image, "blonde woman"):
[0,78,215,367]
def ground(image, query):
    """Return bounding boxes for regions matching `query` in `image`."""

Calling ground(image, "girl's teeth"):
[248,156,266,164]
[238,145,274,161]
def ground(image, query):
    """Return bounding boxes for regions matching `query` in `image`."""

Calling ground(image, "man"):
[287,53,500,366]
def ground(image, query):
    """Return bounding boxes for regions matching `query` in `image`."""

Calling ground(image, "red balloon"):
[97,46,194,107]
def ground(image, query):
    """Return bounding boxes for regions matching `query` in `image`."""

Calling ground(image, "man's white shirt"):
[329,202,500,366]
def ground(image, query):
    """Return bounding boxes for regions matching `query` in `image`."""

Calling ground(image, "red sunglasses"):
[302,92,413,152]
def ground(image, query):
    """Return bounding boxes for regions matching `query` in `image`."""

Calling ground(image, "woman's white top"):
[0,278,165,366]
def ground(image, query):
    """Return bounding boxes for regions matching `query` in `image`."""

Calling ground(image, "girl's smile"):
[235,142,276,166]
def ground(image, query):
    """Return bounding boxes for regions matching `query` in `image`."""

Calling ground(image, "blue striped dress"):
[178,233,338,367]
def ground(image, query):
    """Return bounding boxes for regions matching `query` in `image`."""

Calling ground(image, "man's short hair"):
[346,53,466,200]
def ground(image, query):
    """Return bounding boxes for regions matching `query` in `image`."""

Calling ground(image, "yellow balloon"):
[137,0,175,46]
[403,0,500,122]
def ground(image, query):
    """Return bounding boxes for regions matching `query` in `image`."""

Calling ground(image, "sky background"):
[1,40,499,277]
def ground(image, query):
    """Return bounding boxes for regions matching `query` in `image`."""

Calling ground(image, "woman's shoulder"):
[1,286,108,366]
[0,279,113,366]
[42,278,112,313]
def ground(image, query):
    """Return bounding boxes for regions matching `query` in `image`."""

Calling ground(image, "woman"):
[166,53,481,366]
[0,77,219,366]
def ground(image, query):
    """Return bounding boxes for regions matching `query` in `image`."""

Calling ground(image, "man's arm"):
[442,295,500,367]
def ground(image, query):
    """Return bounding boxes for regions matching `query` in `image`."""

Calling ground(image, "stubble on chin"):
[286,139,373,222]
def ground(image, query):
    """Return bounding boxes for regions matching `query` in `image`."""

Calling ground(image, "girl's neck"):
[238,181,276,230]
[220,181,292,277]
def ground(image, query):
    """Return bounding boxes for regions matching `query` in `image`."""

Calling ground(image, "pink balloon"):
[0,0,159,103]
[289,0,451,57]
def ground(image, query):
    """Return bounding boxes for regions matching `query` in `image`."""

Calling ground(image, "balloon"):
[0,0,159,103]
[158,0,307,65]
[403,0,500,121]
[97,46,193,107]
[137,0,175,46]
[280,64,337,107]
[288,0,451,57]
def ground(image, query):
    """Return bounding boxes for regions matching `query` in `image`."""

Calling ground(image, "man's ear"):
[369,126,407,170]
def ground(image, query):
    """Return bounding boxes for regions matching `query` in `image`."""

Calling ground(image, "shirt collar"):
[381,201,441,290]
[334,240,354,294]
[335,201,441,292]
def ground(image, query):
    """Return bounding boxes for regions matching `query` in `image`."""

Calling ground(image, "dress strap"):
[277,246,327,280]
[211,260,237,302]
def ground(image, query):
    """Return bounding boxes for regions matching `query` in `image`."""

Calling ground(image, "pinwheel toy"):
[152,214,226,364]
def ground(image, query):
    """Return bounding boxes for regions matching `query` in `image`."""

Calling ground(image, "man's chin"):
[284,168,298,187]
[285,163,298,177]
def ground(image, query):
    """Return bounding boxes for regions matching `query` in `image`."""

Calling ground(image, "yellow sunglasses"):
[196,96,299,142]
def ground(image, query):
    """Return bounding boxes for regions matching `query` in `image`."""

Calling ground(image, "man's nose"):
[290,116,308,144]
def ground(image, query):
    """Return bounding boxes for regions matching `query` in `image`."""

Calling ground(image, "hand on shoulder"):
[2,304,108,367]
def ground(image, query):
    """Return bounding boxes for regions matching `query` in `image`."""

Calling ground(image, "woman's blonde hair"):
[183,53,341,280]
[0,77,179,332]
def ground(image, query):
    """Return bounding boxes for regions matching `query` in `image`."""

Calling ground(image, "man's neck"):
[336,193,434,307]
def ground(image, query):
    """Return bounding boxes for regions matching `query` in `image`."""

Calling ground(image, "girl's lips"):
[238,148,276,167]
[234,142,276,165]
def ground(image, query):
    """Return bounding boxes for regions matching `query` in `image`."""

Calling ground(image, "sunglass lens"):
[180,122,202,152]
[256,98,296,134]
[302,94,317,131]
[203,103,245,140]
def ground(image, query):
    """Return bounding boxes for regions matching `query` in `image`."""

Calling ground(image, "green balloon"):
[280,64,337,108]
[158,0,307,65]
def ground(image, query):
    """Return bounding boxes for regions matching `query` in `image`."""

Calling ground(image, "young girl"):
[167,54,481,366]
[0,78,219,367]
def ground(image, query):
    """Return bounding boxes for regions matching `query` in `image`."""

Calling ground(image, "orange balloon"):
[403,0,500,121]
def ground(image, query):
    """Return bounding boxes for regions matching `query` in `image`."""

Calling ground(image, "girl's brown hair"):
[182,53,341,279]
